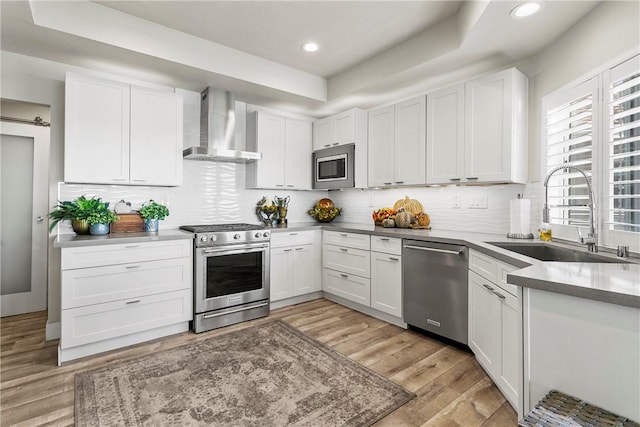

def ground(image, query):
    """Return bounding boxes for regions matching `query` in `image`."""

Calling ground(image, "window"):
[543,54,640,251]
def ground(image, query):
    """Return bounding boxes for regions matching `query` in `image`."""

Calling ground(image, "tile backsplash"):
[58,160,541,235]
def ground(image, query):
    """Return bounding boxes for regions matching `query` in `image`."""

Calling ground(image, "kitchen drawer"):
[496,260,519,297]
[469,249,498,282]
[61,239,192,270]
[271,230,316,248]
[371,236,402,255]
[60,289,192,349]
[323,231,370,250]
[61,257,192,309]
[323,268,371,306]
[323,244,370,278]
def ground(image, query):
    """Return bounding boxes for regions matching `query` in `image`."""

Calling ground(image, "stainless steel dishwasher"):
[402,240,469,345]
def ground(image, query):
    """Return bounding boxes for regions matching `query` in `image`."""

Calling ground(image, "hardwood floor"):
[0,299,517,426]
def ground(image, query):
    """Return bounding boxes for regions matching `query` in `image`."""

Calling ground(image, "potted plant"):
[86,207,118,235]
[48,195,114,235]
[139,200,170,232]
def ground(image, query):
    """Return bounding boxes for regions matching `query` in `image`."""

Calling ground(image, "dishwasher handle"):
[403,244,463,256]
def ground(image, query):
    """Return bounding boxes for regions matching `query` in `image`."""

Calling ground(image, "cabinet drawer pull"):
[482,284,494,291]
[132,179,147,182]
[395,181,404,184]
[340,233,348,237]
[125,265,141,269]
[383,182,393,185]
[340,273,349,278]
[324,144,331,148]
[286,185,295,188]
[295,247,304,251]
[449,178,461,181]
[339,248,348,252]
[112,178,127,182]
[332,143,339,146]
[275,184,284,187]
[126,299,141,305]
[466,177,479,180]
[283,249,293,252]
[379,238,390,241]
[289,233,298,235]
[125,245,140,249]
[388,257,399,261]
[493,291,506,299]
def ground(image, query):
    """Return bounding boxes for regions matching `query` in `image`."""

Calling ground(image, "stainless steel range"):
[180,223,270,333]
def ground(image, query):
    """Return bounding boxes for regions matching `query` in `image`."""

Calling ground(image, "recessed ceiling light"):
[301,42,319,53]
[510,1,543,19]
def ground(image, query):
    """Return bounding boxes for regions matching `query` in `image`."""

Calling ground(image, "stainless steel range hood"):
[183,87,262,162]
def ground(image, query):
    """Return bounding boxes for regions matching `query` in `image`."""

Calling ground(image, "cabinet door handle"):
[449,178,461,181]
[289,233,298,235]
[275,184,284,187]
[295,247,304,251]
[340,273,349,278]
[339,248,348,252]
[125,245,140,249]
[126,299,141,304]
[482,284,494,291]
[286,185,295,188]
[493,291,506,299]
[466,177,479,180]
[332,143,339,146]
[283,249,293,252]
[383,182,393,185]
[340,233,348,237]
[379,238,390,241]
[395,181,404,184]
[132,179,147,182]
[324,144,331,148]
[388,257,399,261]
[112,178,127,182]
[125,265,141,269]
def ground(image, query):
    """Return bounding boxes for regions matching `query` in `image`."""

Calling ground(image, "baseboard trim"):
[46,321,61,341]
[323,293,407,328]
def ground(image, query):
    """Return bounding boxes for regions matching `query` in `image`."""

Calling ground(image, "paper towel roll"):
[509,198,531,236]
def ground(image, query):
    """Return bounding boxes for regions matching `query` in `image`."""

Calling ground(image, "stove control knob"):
[254,232,262,238]
[233,233,241,240]
[210,235,217,242]
[262,231,270,238]
[200,236,208,242]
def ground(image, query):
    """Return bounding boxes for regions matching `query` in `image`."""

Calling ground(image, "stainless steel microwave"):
[313,144,355,189]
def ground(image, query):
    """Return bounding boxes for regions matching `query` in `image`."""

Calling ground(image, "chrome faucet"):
[543,164,598,252]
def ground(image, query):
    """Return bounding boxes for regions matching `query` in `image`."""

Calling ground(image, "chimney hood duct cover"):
[183,87,261,162]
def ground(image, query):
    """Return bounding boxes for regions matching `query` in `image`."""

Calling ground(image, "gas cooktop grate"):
[180,223,265,233]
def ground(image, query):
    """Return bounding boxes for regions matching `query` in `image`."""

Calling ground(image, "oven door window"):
[317,155,346,180]
[206,252,263,298]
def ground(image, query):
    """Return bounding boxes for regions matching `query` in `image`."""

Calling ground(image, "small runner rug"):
[75,320,414,426]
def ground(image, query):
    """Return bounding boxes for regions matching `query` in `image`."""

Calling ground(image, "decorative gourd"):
[395,208,414,228]
[415,212,431,228]
[317,198,335,209]
[381,218,396,228]
[393,196,423,215]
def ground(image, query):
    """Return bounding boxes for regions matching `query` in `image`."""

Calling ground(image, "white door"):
[1,122,50,316]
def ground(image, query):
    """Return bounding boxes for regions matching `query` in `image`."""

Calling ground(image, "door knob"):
[36,216,44,222]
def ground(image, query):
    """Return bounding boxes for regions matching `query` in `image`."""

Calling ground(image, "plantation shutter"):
[544,78,598,228]
[604,55,640,234]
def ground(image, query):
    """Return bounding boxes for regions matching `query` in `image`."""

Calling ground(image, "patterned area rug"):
[75,320,414,426]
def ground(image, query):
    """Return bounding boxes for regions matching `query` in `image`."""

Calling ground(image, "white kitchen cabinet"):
[246,111,312,190]
[426,84,465,184]
[58,239,192,364]
[312,109,361,150]
[370,237,402,318]
[468,249,521,411]
[368,96,425,187]
[269,230,321,303]
[425,68,527,185]
[64,72,183,186]
[322,231,371,306]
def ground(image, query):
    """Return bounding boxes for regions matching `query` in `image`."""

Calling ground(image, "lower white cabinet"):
[468,249,520,411]
[370,237,402,317]
[58,239,193,364]
[322,231,371,306]
[323,268,371,306]
[270,230,321,303]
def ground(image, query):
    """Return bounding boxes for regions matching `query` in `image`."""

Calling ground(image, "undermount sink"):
[487,242,626,263]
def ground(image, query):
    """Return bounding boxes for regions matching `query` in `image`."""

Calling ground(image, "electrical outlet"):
[368,197,374,208]
[451,196,461,209]
[468,194,488,209]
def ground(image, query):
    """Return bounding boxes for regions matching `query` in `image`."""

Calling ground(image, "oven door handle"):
[202,243,269,255]
[203,301,269,319]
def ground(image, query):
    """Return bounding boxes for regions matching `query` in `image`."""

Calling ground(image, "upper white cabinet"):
[64,72,183,186]
[312,109,364,151]
[368,96,426,187]
[426,68,528,185]
[246,111,312,190]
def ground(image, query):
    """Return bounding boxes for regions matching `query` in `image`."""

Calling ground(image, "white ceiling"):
[1,0,602,117]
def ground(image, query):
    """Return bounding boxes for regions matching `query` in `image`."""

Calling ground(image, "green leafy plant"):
[48,195,117,231]
[139,200,170,221]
